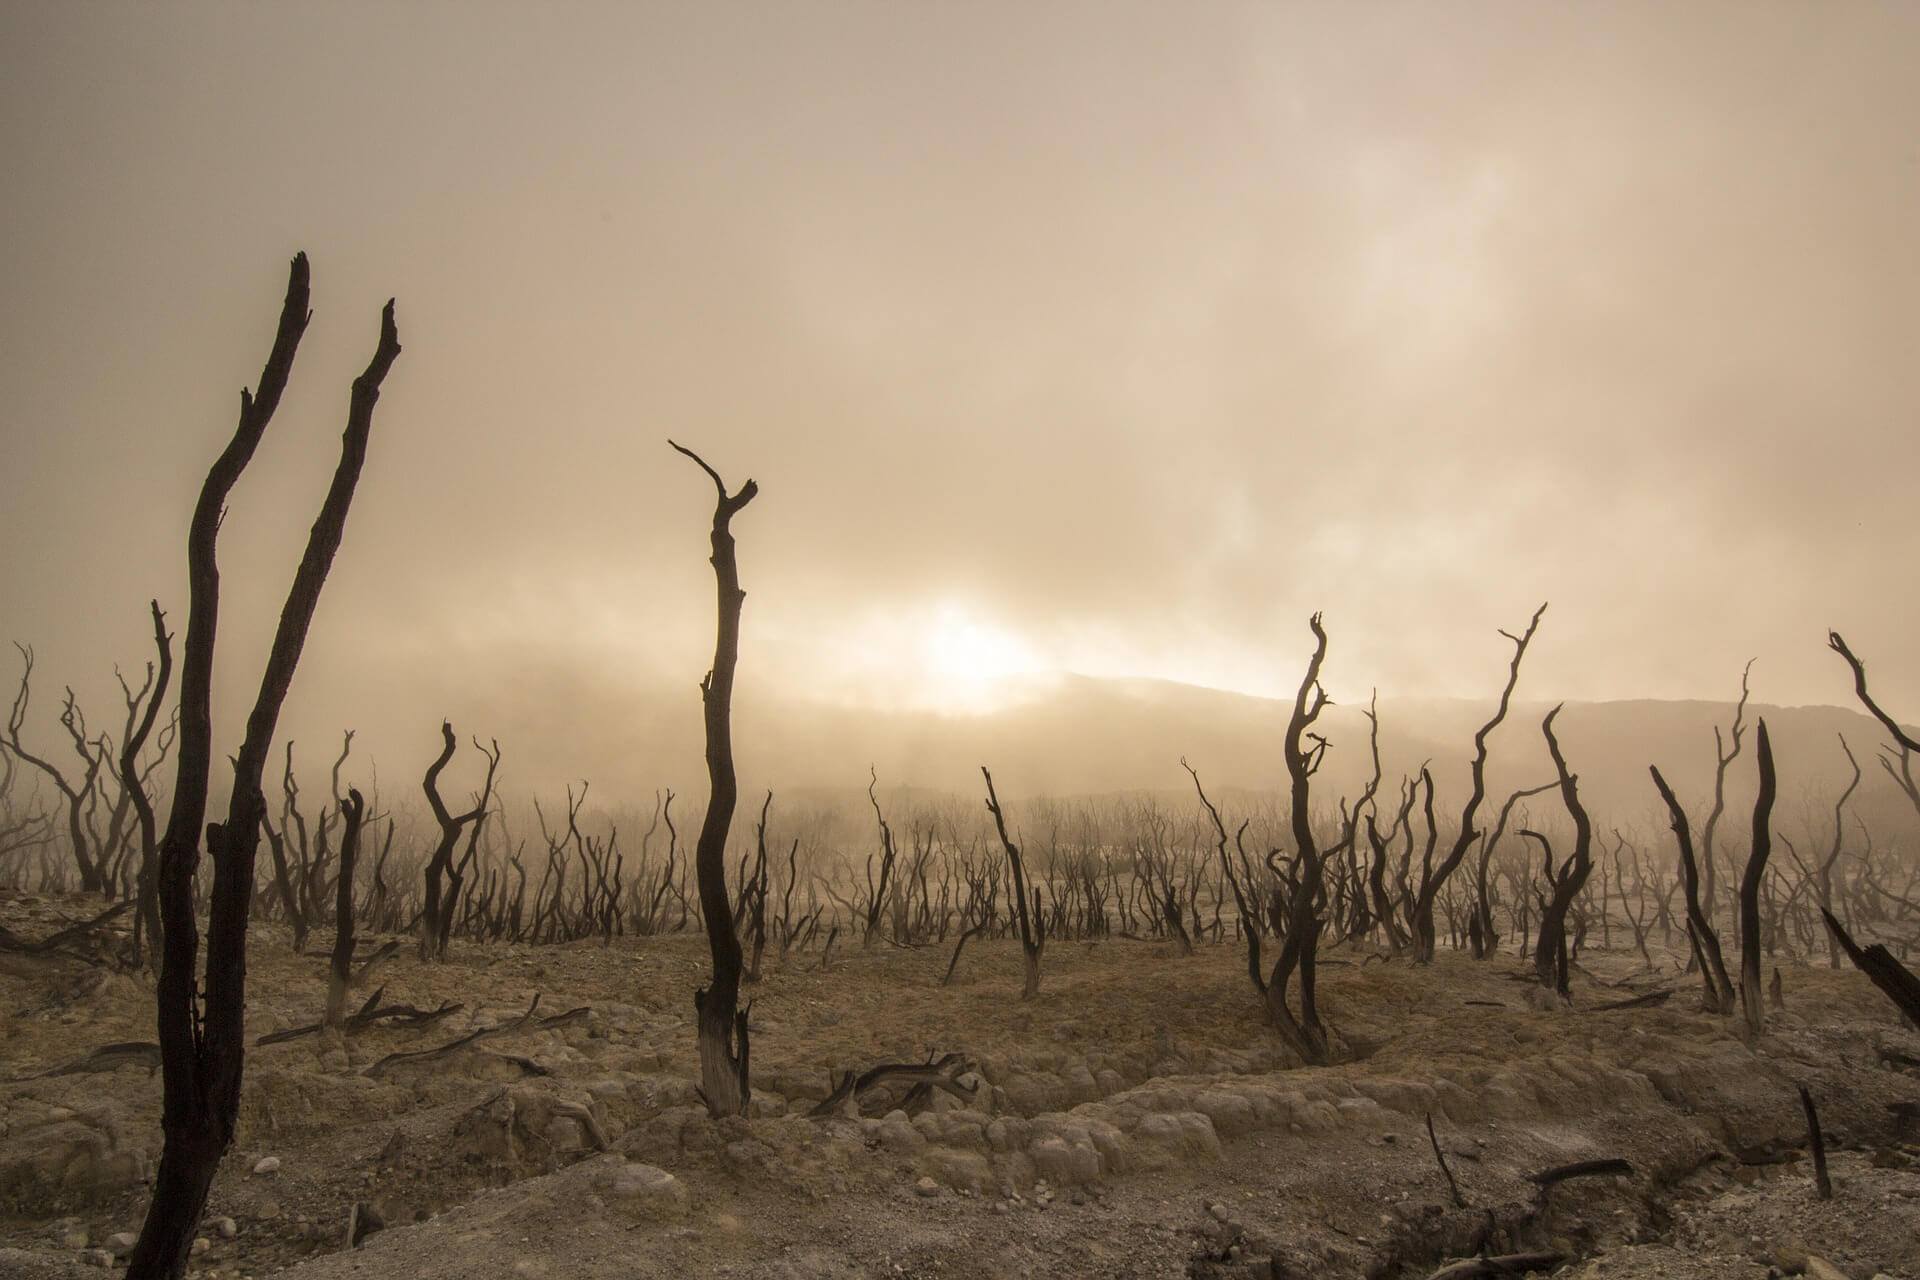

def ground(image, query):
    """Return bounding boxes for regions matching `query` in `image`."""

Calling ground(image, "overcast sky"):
[3,2,1917,793]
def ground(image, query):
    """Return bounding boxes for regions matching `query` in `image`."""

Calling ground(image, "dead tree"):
[1813,735,1861,968]
[5,648,110,895]
[982,766,1044,999]
[1650,765,1735,1013]
[1469,780,1556,959]
[326,789,367,1027]
[1828,631,1920,821]
[673,440,757,1118]
[1410,604,1545,963]
[862,767,898,948]
[1699,662,1755,934]
[1821,907,1920,1026]
[1738,719,1778,1038]
[1265,613,1335,1063]
[122,603,174,968]
[418,723,500,960]
[0,743,57,886]
[739,792,774,982]
[1534,706,1593,1001]
[129,254,399,1279]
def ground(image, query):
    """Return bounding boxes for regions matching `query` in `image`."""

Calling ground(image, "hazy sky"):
[4,2,1918,794]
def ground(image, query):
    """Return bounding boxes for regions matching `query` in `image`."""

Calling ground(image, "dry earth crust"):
[3,890,1918,1279]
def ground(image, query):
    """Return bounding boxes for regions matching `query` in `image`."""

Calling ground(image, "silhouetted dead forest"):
[8,632,1918,981]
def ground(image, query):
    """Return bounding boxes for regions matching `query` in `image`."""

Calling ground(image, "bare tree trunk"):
[1738,719,1777,1038]
[1266,614,1334,1064]
[1650,765,1735,1013]
[673,441,757,1119]
[129,256,398,1280]
[1534,706,1593,1001]
[1411,604,1545,962]
[123,602,173,970]
[982,767,1044,999]
[325,789,366,1027]
[418,724,498,960]
[1699,663,1754,940]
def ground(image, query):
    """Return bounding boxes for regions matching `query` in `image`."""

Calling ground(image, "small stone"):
[1209,1202,1231,1222]
[600,1160,690,1222]
[914,1176,941,1198]
[105,1233,138,1258]
[251,1155,281,1176]
[213,1217,239,1239]
[83,1249,113,1268]
[191,1238,211,1257]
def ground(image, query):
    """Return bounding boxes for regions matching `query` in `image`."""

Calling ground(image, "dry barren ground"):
[3,888,1918,1279]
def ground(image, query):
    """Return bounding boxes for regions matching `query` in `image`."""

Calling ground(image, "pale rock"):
[598,1159,689,1222]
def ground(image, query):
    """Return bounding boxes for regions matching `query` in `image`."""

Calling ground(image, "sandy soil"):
[2,888,1918,1279]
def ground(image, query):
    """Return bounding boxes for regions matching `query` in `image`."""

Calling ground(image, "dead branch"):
[1426,1253,1566,1280]
[1426,1111,1466,1208]
[807,1051,976,1118]
[360,994,542,1077]
[15,1041,161,1080]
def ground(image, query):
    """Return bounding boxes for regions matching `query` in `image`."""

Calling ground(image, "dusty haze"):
[3,2,1917,799]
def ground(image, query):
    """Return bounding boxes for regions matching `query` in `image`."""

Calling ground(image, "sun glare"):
[917,603,1044,713]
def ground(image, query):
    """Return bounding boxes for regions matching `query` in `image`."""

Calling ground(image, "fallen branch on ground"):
[0,901,133,956]
[255,985,464,1046]
[1587,989,1671,1012]
[13,1040,160,1080]
[807,1051,976,1118]
[362,994,565,1077]
[1427,1252,1566,1280]
[1529,1158,1633,1192]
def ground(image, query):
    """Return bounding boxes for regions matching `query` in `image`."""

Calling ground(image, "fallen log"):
[1529,1157,1634,1190]
[1427,1251,1565,1280]
[807,1051,976,1118]
[1822,909,1920,1026]
[0,901,133,956]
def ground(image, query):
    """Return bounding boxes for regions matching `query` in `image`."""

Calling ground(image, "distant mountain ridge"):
[724,673,1916,835]
[306,654,1920,838]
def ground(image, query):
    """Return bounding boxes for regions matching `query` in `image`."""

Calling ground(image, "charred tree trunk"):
[123,602,173,970]
[1650,765,1735,1013]
[325,789,366,1027]
[1266,614,1334,1064]
[1534,706,1593,1001]
[1738,719,1777,1038]
[418,724,498,960]
[130,255,398,1279]
[673,441,757,1119]
[982,767,1044,999]
[1411,604,1545,962]
[863,768,898,948]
